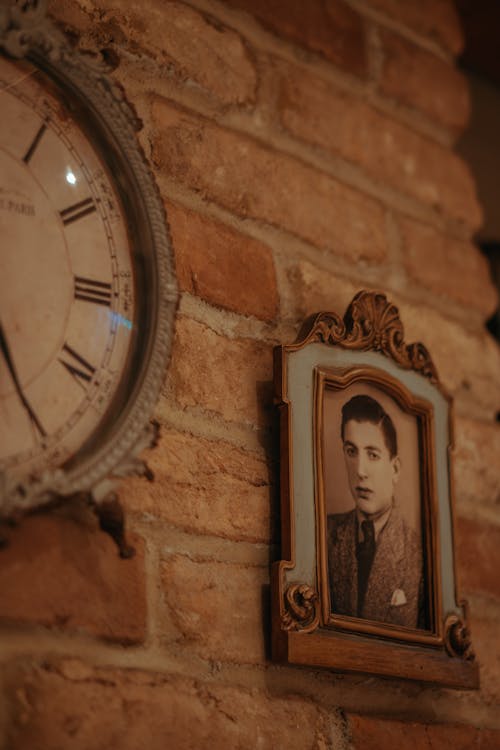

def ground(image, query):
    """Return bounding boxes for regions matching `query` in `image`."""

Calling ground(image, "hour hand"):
[0,321,46,438]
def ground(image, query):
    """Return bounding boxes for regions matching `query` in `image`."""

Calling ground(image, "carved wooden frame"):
[272,291,478,688]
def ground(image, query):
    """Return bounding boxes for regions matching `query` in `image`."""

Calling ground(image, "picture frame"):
[271,290,478,688]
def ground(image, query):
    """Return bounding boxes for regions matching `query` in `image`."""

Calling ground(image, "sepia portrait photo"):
[321,377,428,632]
[273,295,477,686]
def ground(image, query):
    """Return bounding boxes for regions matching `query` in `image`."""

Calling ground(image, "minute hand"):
[0,321,46,438]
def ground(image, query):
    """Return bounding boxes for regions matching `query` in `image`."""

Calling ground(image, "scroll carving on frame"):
[271,291,478,688]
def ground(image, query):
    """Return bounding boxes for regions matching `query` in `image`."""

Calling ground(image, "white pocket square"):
[390,588,407,606]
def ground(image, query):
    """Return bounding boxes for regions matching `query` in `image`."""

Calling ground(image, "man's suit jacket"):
[327,506,423,628]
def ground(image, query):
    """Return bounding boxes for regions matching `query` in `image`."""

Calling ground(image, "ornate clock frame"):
[0,0,177,553]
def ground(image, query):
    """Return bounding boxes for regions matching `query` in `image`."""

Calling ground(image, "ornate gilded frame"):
[272,291,478,688]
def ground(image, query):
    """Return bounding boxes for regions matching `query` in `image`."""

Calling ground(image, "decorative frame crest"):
[272,291,478,688]
[298,291,438,383]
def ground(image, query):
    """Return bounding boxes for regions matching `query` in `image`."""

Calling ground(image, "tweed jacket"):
[327,506,423,628]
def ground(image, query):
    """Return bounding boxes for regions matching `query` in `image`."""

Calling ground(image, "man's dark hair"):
[341,394,398,457]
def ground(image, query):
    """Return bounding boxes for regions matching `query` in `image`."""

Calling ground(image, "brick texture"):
[455,517,500,601]
[379,29,470,132]
[0,514,146,644]
[51,0,257,106]
[120,428,273,542]
[283,260,361,320]
[471,614,500,705]
[395,304,500,419]
[167,201,278,321]
[168,316,274,426]
[161,554,267,662]
[222,0,367,77]
[278,63,482,227]
[152,99,388,263]
[2,1,500,745]
[47,0,94,33]
[398,217,497,316]
[348,714,500,749]
[454,418,500,510]
[367,0,464,54]
[4,662,328,750]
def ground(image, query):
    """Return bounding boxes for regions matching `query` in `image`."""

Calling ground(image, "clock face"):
[0,56,136,481]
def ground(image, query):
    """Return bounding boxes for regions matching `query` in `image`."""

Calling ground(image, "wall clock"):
[0,0,177,552]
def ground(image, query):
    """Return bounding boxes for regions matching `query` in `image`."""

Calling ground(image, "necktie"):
[357,519,375,617]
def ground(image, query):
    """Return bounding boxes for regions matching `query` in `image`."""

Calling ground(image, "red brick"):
[47,0,94,33]
[456,517,500,601]
[222,0,367,77]
[120,428,273,542]
[283,260,361,320]
[379,29,470,132]
[349,714,500,749]
[167,201,278,321]
[454,418,500,511]
[471,614,500,704]
[398,217,497,316]
[367,0,464,55]
[393,302,500,419]
[168,317,273,426]
[161,554,267,662]
[51,0,257,106]
[152,99,388,263]
[0,514,146,644]
[5,662,326,750]
[278,64,482,228]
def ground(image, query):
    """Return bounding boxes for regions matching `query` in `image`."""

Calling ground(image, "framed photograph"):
[271,291,478,688]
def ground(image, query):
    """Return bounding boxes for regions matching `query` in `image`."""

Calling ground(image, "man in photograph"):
[327,394,424,628]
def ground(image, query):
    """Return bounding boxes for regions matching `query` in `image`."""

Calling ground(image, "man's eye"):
[368,451,380,460]
[345,446,356,457]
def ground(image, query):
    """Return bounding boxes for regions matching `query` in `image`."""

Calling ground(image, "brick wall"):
[1,1,500,748]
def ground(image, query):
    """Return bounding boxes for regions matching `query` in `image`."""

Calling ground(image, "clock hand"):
[0,321,47,438]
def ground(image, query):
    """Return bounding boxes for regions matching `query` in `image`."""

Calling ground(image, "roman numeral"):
[59,343,96,388]
[60,197,96,226]
[74,276,112,306]
[29,409,47,440]
[23,122,47,164]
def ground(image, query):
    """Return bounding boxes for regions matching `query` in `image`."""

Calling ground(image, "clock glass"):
[0,55,137,482]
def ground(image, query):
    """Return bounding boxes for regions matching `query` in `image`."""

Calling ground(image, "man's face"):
[342,419,400,518]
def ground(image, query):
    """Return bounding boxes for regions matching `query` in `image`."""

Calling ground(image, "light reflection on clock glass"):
[0,56,136,479]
